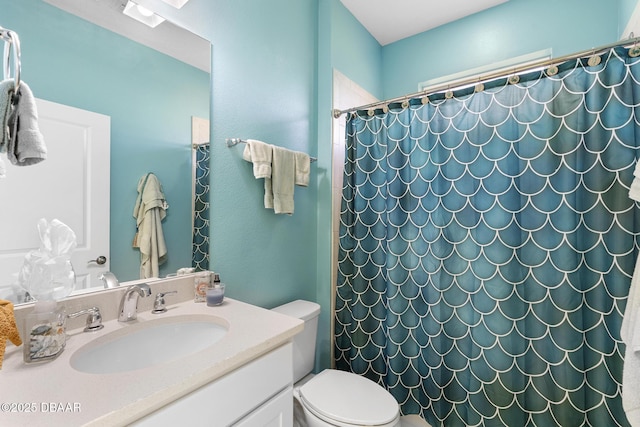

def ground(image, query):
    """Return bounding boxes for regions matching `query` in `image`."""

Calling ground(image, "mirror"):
[0,0,211,304]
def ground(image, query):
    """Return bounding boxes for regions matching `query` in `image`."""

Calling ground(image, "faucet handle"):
[152,291,177,314]
[67,306,104,332]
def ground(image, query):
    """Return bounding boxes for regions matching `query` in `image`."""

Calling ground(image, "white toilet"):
[272,300,401,427]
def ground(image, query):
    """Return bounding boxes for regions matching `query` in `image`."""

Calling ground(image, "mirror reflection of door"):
[0,99,110,302]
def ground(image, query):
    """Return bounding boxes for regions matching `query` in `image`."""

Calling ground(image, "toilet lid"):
[298,370,399,426]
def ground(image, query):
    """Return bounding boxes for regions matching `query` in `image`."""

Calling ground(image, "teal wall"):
[382,0,625,98]
[137,0,321,317]
[622,0,639,35]
[2,0,210,282]
[329,1,384,100]
[317,0,383,369]
[139,0,338,371]
[207,0,319,311]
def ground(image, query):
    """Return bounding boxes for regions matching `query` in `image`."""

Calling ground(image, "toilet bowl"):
[272,300,401,427]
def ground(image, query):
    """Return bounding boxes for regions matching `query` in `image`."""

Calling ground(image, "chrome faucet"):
[118,283,151,322]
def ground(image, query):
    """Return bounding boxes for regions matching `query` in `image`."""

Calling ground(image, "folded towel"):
[242,139,273,179]
[243,140,309,215]
[295,151,310,187]
[634,159,640,179]
[0,299,22,369]
[622,254,640,424]
[264,146,297,214]
[133,173,168,279]
[7,82,47,166]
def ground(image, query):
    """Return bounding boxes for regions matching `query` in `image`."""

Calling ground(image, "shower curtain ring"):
[474,78,484,93]
[444,85,453,99]
[630,39,640,57]
[588,49,602,66]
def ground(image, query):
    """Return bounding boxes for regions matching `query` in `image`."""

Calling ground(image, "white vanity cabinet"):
[132,343,294,427]
[2,294,303,427]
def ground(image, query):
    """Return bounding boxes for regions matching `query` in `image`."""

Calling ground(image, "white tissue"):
[18,218,77,301]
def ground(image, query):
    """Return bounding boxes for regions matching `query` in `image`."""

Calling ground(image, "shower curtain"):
[192,143,210,271]
[335,47,640,427]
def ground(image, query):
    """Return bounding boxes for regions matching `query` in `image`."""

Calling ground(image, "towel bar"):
[226,138,317,163]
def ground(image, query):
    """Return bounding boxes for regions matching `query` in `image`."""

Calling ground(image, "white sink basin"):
[70,315,228,374]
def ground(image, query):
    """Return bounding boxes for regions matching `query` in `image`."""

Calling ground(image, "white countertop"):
[0,297,303,427]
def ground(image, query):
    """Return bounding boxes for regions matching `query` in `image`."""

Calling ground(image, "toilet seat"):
[298,369,399,426]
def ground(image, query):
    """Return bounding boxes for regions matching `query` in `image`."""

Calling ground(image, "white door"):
[0,98,110,300]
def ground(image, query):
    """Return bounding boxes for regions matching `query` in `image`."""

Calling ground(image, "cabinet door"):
[234,386,293,427]
[131,343,293,426]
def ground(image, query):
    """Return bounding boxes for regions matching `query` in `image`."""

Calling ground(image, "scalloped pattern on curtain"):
[335,47,640,427]
[192,144,210,271]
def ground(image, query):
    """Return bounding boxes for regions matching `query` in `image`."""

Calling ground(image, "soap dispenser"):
[23,300,67,363]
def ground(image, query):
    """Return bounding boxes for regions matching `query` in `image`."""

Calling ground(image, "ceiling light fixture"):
[123,0,165,28]
[160,0,190,8]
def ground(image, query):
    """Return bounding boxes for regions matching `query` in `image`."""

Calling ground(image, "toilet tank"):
[272,300,321,383]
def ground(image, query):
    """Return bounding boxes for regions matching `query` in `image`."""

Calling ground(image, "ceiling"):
[42,0,510,71]
[340,0,509,46]
[43,0,210,72]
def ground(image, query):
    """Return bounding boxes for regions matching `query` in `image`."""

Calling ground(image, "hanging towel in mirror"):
[133,173,168,279]
[0,79,15,178]
[0,79,14,150]
[7,82,47,166]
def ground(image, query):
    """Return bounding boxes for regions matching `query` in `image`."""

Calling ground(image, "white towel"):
[133,173,168,279]
[243,140,309,215]
[265,146,297,214]
[629,160,640,201]
[242,139,273,179]
[634,160,640,178]
[7,82,47,166]
[622,253,640,425]
[295,151,310,187]
[630,178,640,202]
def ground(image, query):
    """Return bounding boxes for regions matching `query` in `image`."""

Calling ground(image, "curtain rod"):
[226,138,317,162]
[332,35,640,118]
